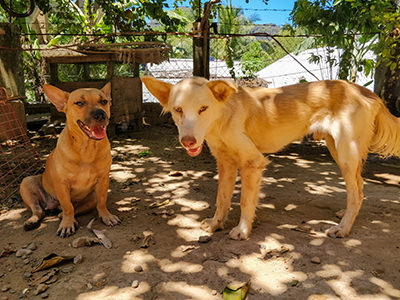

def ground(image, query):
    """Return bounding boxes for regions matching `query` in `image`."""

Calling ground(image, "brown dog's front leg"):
[56,183,78,238]
[95,175,121,226]
[201,154,238,233]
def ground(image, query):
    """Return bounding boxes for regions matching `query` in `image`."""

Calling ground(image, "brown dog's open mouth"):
[77,120,106,140]
[186,143,203,157]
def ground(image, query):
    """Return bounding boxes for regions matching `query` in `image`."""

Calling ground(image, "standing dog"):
[142,76,400,240]
[20,83,120,237]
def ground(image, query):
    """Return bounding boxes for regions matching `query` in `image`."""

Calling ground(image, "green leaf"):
[223,281,250,300]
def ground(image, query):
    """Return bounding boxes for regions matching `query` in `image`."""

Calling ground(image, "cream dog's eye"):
[199,106,208,114]
[174,107,183,113]
[74,101,85,107]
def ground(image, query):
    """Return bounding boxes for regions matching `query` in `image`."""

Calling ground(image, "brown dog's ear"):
[206,80,237,102]
[101,82,112,100]
[141,76,172,107]
[43,84,69,112]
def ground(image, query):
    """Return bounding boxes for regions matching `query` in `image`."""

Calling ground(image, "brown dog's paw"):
[57,217,78,238]
[101,213,121,226]
[326,224,349,238]
[201,218,223,233]
[24,216,42,231]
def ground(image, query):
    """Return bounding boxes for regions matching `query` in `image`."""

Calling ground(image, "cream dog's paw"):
[326,224,349,238]
[229,223,250,240]
[201,218,223,233]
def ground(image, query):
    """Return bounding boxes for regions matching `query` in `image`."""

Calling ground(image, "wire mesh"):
[0,87,43,203]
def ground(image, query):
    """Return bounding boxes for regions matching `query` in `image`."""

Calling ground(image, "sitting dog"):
[20,83,120,237]
[142,76,400,240]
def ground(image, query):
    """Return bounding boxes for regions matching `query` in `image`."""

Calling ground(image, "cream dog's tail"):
[370,102,400,157]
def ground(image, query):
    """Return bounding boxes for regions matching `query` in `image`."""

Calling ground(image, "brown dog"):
[20,83,120,237]
[142,76,400,240]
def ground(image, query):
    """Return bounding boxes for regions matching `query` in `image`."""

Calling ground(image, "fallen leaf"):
[87,219,113,249]
[33,254,73,273]
[149,199,170,208]
[0,248,15,258]
[140,231,154,248]
[29,269,59,286]
[223,281,250,300]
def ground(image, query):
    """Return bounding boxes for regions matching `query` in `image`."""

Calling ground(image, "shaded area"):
[0,125,399,300]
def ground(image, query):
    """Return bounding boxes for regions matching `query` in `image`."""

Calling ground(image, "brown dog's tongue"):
[92,125,106,139]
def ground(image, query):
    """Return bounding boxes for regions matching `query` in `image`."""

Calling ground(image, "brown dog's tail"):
[370,102,400,157]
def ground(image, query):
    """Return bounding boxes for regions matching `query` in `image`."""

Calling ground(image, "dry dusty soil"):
[1,124,400,300]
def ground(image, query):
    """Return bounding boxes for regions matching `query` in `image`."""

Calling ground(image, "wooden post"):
[193,21,208,78]
[192,0,219,79]
[0,23,25,98]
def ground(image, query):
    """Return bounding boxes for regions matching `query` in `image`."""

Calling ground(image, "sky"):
[225,0,296,25]
[166,0,297,25]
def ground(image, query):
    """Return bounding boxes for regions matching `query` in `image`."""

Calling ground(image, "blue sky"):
[226,0,296,25]
[166,0,296,25]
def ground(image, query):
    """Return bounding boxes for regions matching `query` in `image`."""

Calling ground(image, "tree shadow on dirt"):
[1,125,399,299]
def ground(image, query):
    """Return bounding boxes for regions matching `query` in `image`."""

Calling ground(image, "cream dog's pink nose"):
[181,136,197,148]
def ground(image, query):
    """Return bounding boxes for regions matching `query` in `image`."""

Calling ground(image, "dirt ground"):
[1,124,400,300]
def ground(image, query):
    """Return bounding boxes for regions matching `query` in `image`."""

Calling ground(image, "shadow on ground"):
[0,125,399,300]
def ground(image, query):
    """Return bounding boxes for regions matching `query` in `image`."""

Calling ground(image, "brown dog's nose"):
[91,109,107,122]
[181,136,197,148]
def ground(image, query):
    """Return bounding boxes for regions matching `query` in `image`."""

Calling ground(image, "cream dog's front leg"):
[201,151,238,233]
[228,136,268,240]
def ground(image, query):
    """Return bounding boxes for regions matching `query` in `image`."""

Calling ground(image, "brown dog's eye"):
[100,99,108,105]
[199,106,208,114]
[74,101,85,107]
[174,107,183,113]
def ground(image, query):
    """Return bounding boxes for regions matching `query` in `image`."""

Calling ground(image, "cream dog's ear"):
[101,82,112,101]
[206,80,237,102]
[141,76,172,107]
[43,84,70,112]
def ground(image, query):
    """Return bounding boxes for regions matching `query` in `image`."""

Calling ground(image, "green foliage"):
[290,0,399,81]
[241,41,270,76]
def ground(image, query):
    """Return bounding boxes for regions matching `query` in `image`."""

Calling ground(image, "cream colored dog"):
[142,76,400,240]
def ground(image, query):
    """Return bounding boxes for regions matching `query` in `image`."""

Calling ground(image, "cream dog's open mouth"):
[186,143,203,157]
[77,120,106,140]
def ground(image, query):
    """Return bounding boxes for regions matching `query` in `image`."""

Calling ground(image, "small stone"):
[1,296,9,300]
[23,272,32,279]
[311,256,321,264]
[25,243,37,251]
[34,284,48,296]
[198,235,212,243]
[1,286,10,292]
[72,236,99,248]
[131,280,139,288]
[16,249,32,257]
[23,259,30,265]
[19,288,29,298]
[134,265,143,272]
[40,292,49,299]
[92,272,106,283]
[211,290,218,296]
[73,254,83,264]
[86,283,93,290]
